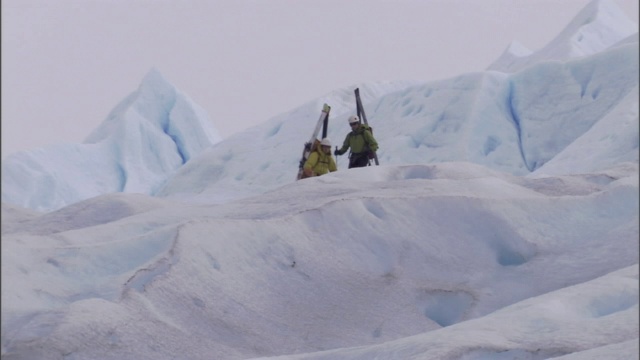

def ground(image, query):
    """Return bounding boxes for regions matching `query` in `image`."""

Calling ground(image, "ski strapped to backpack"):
[354,88,379,165]
[296,103,331,180]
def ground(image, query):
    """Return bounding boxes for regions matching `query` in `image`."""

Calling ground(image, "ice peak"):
[137,67,175,99]
[561,0,638,57]
[487,0,637,72]
[506,41,533,57]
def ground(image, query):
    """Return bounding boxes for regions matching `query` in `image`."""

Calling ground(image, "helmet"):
[320,138,331,147]
[348,115,359,124]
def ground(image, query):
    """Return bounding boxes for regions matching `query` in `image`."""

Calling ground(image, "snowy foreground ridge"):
[1,1,639,359]
[1,1,638,212]
[2,162,639,360]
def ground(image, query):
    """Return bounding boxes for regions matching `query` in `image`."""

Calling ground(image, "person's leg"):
[356,156,370,167]
[349,154,369,168]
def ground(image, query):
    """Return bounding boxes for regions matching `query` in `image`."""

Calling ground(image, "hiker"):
[303,138,337,177]
[334,115,378,168]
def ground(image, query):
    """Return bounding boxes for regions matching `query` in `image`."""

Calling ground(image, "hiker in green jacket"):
[303,138,338,177]
[334,115,378,168]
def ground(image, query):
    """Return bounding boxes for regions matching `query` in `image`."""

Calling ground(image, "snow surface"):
[1,1,638,359]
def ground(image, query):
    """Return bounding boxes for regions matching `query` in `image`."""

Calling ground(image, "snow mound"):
[1,162,637,359]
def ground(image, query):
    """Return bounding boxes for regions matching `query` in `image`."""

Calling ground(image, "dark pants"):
[348,153,370,168]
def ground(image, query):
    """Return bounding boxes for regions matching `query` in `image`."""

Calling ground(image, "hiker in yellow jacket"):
[303,138,337,177]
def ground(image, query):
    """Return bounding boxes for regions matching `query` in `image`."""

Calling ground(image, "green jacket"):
[336,124,378,155]
[303,149,337,176]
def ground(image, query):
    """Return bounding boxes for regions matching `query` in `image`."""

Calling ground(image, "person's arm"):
[303,152,319,177]
[329,156,337,172]
[364,130,378,152]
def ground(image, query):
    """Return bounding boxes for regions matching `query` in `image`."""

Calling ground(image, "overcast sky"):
[2,0,638,158]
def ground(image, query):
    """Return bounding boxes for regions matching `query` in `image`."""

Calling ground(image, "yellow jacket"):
[303,149,337,177]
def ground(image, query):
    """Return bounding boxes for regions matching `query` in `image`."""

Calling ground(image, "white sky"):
[1,0,638,159]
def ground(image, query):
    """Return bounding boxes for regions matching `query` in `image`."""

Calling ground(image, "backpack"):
[349,124,373,140]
